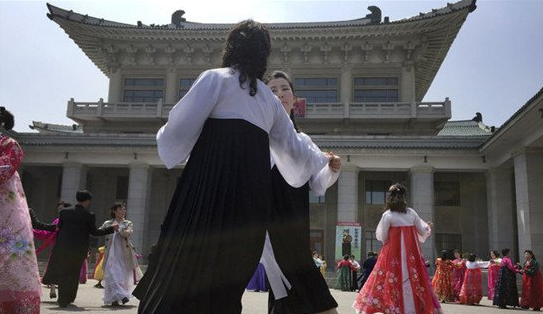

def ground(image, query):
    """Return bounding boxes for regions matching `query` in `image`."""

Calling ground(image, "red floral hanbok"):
[353,208,435,314]
[487,258,501,300]
[431,258,455,302]
[521,259,543,310]
[459,261,483,305]
[452,258,466,300]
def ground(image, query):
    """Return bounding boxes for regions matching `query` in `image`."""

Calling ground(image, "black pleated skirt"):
[267,166,338,314]
[134,119,270,314]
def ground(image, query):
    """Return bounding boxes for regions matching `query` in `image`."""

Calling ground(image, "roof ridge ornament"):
[365,6,382,24]
[172,10,186,28]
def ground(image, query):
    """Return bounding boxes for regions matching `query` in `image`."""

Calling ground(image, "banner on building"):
[335,222,362,262]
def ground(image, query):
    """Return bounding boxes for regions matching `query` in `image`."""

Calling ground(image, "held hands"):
[112,223,119,231]
[324,151,341,173]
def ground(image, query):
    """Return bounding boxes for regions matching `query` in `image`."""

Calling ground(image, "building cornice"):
[13,132,487,151]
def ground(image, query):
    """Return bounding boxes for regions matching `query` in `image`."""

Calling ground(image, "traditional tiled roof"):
[46,1,475,30]
[13,132,485,151]
[314,135,485,150]
[46,1,476,101]
[29,121,83,134]
[482,86,543,145]
[437,120,493,137]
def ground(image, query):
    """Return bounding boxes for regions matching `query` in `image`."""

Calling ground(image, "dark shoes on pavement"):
[111,298,129,306]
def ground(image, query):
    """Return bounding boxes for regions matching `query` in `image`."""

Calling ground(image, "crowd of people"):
[2,17,542,314]
[432,247,543,310]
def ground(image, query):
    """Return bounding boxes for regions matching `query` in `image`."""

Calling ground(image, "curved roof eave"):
[46,1,475,31]
[46,1,476,100]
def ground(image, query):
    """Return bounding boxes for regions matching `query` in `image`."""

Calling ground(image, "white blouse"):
[375,207,431,243]
[270,134,340,196]
[157,68,328,188]
[466,261,487,269]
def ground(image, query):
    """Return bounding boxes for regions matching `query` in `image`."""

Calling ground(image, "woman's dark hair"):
[490,250,500,258]
[385,183,407,213]
[0,107,14,131]
[468,253,476,262]
[222,19,271,96]
[525,249,536,260]
[440,250,450,260]
[502,248,510,256]
[110,202,126,218]
[343,254,349,261]
[264,70,300,132]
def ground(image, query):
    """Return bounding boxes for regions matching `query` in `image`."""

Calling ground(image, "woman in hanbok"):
[263,70,340,314]
[133,20,333,314]
[520,250,543,310]
[320,255,328,278]
[0,107,41,313]
[458,253,483,305]
[93,246,106,288]
[451,249,466,301]
[353,183,436,314]
[336,255,357,291]
[493,248,520,309]
[431,250,455,303]
[487,249,501,300]
[101,203,142,306]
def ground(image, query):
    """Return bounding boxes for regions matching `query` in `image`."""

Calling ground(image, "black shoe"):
[122,297,129,304]
[111,301,120,307]
[58,303,68,308]
[94,283,104,288]
[50,291,57,299]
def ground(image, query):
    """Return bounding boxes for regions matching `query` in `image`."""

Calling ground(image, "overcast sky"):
[1,0,542,132]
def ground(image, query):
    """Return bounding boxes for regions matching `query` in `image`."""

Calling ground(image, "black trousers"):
[57,269,80,306]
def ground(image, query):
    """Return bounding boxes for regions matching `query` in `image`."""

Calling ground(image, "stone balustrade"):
[67,98,450,121]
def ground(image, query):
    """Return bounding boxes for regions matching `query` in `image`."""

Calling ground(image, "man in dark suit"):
[41,190,117,308]
[357,251,377,290]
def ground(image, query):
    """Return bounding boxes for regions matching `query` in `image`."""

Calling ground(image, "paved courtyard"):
[39,281,529,314]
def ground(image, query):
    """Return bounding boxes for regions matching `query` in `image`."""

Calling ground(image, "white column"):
[127,162,151,255]
[107,69,123,103]
[60,162,86,203]
[340,66,352,118]
[410,166,435,265]
[514,148,543,260]
[165,69,178,104]
[486,168,517,255]
[401,66,416,103]
[337,166,359,222]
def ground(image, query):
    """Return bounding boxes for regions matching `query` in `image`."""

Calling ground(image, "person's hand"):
[427,222,434,230]
[326,151,341,172]
[112,223,119,231]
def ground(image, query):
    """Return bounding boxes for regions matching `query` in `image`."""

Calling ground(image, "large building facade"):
[13,0,543,268]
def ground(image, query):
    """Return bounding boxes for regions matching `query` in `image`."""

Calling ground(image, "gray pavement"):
[40,282,529,314]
